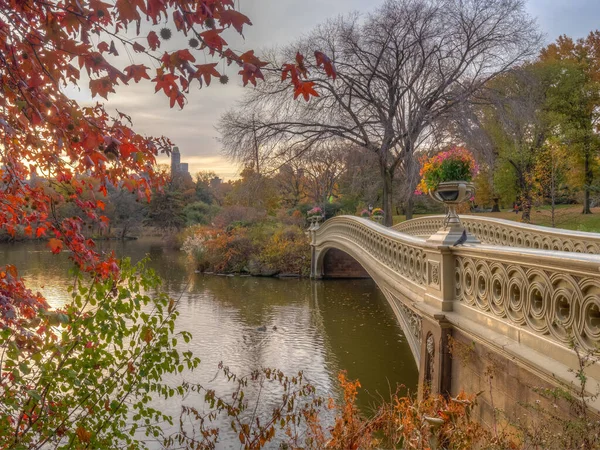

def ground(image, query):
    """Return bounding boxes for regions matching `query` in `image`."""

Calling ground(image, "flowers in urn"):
[307,206,323,230]
[416,147,479,230]
[359,209,370,218]
[307,206,323,217]
[416,146,478,195]
[371,208,384,223]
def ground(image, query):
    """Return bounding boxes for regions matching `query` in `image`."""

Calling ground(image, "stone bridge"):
[309,215,600,424]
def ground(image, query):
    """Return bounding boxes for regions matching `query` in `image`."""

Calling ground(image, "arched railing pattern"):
[314,217,430,288]
[311,215,600,393]
[393,215,600,254]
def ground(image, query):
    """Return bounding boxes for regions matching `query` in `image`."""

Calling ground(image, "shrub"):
[183,201,221,226]
[322,202,343,219]
[259,226,311,276]
[213,206,266,228]
[0,259,199,448]
[182,223,310,276]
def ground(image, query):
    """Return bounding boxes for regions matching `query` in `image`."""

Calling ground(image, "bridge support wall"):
[319,248,370,279]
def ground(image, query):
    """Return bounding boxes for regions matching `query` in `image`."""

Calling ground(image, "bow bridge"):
[309,215,600,423]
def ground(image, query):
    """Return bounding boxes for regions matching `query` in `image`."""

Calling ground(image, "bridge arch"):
[313,236,425,368]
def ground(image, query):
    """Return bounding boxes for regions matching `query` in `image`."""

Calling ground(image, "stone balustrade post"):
[423,245,456,312]
[308,218,321,279]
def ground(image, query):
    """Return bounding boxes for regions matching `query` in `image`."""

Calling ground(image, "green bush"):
[183,201,220,226]
[0,259,199,448]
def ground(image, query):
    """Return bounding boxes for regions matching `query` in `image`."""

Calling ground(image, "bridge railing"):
[312,215,600,400]
[452,244,600,354]
[393,215,600,254]
[313,216,431,289]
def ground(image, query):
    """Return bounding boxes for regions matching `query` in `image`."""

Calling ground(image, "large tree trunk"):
[583,138,592,214]
[521,192,532,224]
[382,168,394,226]
[491,197,501,212]
[405,196,414,221]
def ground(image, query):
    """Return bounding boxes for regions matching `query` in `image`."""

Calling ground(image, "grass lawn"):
[393,205,600,233]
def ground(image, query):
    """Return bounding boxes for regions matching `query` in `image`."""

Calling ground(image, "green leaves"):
[0,258,194,448]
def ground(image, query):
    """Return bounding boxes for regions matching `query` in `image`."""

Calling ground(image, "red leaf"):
[124,65,150,83]
[194,63,220,86]
[119,142,137,158]
[296,52,308,78]
[48,238,63,254]
[239,63,264,87]
[89,77,116,99]
[35,227,46,238]
[293,81,319,102]
[132,42,145,53]
[97,41,109,53]
[199,29,227,56]
[109,40,119,56]
[147,31,160,50]
[315,51,336,80]
[218,9,252,34]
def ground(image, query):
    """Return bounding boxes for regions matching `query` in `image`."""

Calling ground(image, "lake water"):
[1,239,418,447]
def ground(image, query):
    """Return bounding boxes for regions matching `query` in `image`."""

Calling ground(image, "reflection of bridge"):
[309,215,600,422]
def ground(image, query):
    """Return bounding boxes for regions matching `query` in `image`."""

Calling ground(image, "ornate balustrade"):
[311,215,600,407]
[393,215,600,254]
[314,216,431,288]
[453,245,600,353]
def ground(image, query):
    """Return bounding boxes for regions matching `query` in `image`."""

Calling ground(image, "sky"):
[90,0,600,180]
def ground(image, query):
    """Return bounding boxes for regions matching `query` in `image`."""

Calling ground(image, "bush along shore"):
[181,220,311,277]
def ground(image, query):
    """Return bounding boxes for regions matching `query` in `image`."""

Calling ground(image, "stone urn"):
[427,181,479,245]
[429,181,475,228]
[307,215,323,231]
[372,215,384,224]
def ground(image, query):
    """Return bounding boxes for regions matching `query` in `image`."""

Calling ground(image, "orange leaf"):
[48,238,63,254]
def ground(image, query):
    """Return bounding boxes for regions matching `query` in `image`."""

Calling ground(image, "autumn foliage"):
[0,0,335,337]
[0,0,336,444]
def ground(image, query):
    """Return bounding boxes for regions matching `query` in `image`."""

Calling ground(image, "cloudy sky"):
[92,0,600,179]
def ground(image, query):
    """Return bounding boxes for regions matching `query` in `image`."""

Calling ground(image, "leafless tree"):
[219,0,540,225]
[300,143,346,207]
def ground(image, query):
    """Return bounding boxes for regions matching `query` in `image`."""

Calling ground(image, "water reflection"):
[0,239,418,445]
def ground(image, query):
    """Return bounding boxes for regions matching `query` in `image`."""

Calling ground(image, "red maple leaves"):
[0,0,339,353]
[281,51,337,101]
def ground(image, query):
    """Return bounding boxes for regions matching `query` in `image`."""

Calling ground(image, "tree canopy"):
[219,0,540,225]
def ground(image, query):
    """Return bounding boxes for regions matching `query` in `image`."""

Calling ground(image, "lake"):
[1,238,418,447]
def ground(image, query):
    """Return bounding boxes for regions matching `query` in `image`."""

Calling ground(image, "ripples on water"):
[0,239,418,447]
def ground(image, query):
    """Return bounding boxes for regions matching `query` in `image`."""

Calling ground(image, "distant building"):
[210,176,222,189]
[170,146,190,179]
